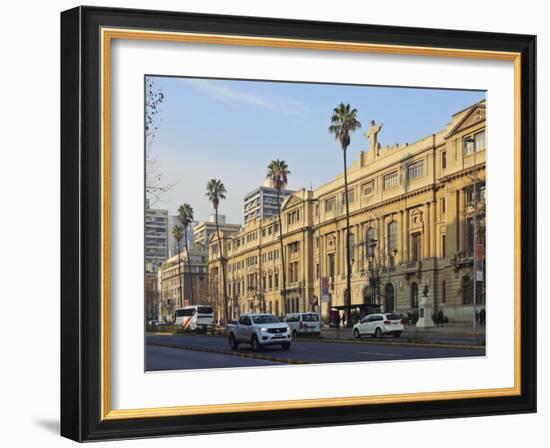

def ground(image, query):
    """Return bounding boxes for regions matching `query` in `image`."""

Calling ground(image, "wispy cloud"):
[186,78,308,117]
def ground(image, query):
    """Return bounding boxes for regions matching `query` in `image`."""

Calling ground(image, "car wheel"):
[375,327,383,339]
[229,334,239,350]
[251,334,261,351]
[281,342,291,350]
[393,331,402,338]
[353,328,361,339]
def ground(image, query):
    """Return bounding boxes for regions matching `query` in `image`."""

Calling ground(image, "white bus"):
[174,305,214,332]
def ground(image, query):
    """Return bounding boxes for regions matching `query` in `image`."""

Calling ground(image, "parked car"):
[352,313,404,339]
[227,313,292,351]
[284,312,321,337]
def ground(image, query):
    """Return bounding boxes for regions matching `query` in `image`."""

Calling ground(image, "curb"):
[296,336,485,350]
[147,341,316,365]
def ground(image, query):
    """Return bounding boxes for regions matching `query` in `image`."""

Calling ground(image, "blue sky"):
[147,76,484,224]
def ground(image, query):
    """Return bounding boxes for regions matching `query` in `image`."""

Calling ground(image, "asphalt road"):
[147,334,485,371]
[147,344,280,370]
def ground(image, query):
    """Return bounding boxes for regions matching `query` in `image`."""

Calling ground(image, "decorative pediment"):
[446,104,486,138]
[281,193,303,211]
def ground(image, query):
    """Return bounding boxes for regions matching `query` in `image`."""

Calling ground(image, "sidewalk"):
[315,323,486,346]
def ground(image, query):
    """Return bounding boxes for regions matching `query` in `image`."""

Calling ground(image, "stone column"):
[423,203,430,259]
[353,224,362,272]
[336,231,341,275]
[399,210,405,264]
[359,223,365,271]
[430,200,437,258]
[403,208,409,263]
[458,189,465,252]
[379,215,385,266]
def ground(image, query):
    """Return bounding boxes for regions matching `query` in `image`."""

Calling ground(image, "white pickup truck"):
[227,313,292,351]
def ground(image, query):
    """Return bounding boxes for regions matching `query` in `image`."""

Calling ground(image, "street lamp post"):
[366,238,379,310]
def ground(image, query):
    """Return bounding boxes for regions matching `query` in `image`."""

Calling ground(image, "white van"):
[284,312,321,337]
[174,305,214,331]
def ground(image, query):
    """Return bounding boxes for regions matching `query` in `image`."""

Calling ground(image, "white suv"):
[352,313,404,339]
[228,313,292,351]
[284,312,321,337]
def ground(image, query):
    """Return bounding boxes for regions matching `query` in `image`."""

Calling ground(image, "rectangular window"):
[441,234,447,258]
[441,280,446,303]
[407,160,424,181]
[464,136,475,156]
[325,196,336,212]
[475,131,486,151]
[342,189,355,204]
[363,180,374,196]
[328,254,335,278]
[441,151,447,170]
[411,233,422,262]
[441,197,446,215]
[384,171,398,190]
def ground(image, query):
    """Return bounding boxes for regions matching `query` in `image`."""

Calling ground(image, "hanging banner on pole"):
[321,276,330,302]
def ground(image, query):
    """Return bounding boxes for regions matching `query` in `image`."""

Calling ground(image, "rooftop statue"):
[365,120,383,155]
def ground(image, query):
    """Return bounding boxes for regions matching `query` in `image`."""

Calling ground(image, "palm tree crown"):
[177,203,194,228]
[266,159,291,191]
[205,179,227,209]
[328,103,362,151]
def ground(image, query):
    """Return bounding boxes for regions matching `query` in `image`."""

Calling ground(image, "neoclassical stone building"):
[208,100,486,322]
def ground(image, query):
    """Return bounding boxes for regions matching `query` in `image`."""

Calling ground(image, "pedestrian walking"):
[437,309,444,327]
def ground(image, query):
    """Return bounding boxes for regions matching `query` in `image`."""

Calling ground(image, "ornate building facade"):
[157,248,210,322]
[208,101,486,322]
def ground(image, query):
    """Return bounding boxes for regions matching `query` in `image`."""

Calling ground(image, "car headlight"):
[260,327,268,333]
[286,325,290,332]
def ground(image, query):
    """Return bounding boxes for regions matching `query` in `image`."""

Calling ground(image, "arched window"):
[411,282,419,308]
[384,283,395,312]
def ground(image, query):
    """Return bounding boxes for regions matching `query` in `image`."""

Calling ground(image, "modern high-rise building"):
[145,203,169,268]
[193,214,241,250]
[145,200,169,322]
[243,180,294,224]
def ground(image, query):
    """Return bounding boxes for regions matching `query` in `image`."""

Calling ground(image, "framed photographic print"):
[60,6,536,442]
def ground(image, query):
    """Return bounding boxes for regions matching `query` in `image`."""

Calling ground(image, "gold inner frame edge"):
[100,27,522,421]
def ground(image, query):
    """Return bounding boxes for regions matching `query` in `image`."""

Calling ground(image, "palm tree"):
[267,159,291,316]
[171,225,184,308]
[205,179,228,325]
[329,103,361,327]
[178,203,195,305]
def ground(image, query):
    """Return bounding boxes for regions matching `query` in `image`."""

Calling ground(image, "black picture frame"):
[61,5,536,442]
